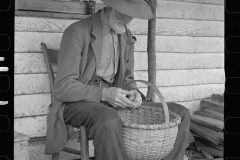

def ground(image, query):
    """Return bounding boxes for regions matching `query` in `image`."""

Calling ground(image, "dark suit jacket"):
[45,10,137,153]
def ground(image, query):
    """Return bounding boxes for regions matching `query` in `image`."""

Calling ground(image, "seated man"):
[45,0,191,160]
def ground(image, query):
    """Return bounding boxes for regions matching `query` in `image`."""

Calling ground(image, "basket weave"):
[117,80,181,160]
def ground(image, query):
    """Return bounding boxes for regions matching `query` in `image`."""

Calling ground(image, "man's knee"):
[95,115,122,137]
[102,118,122,131]
[88,104,122,139]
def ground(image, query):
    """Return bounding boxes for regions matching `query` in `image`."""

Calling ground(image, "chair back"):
[41,42,59,103]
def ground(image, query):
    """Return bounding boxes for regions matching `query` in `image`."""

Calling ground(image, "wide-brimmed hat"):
[100,0,155,19]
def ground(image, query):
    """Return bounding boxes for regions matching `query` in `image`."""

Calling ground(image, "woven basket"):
[117,80,181,160]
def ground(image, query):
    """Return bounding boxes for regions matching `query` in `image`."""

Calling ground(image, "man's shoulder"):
[65,16,93,33]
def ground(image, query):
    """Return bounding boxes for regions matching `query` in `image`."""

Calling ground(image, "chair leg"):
[80,126,89,160]
[52,153,60,160]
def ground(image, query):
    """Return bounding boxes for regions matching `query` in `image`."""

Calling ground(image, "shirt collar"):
[100,8,112,35]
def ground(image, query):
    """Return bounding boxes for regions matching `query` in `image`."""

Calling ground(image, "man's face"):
[109,8,133,34]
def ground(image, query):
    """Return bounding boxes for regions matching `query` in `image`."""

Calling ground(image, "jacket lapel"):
[91,11,103,69]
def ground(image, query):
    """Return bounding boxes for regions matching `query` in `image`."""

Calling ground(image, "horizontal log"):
[191,131,204,139]
[14,140,29,159]
[139,84,224,103]
[211,94,224,103]
[13,86,222,118]
[98,0,224,5]
[15,32,224,53]
[15,52,224,74]
[190,122,223,145]
[131,19,224,36]
[15,32,62,52]
[201,100,224,113]
[14,101,220,138]
[14,94,51,118]
[192,84,224,100]
[191,114,224,131]
[134,69,225,87]
[135,52,224,71]
[196,140,223,157]
[197,138,223,151]
[201,106,224,114]
[193,130,223,145]
[137,36,224,53]
[160,0,224,5]
[28,138,95,158]
[14,74,50,95]
[156,1,224,21]
[14,52,47,74]
[13,94,200,118]
[14,115,47,138]
[192,131,223,149]
[15,0,224,20]
[14,53,57,74]
[15,17,224,37]
[204,99,224,108]
[14,72,224,96]
[15,16,77,33]
[194,110,223,121]
[201,108,224,121]
[12,97,205,118]
[14,99,200,139]
[15,10,89,19]
[16,0,88,14]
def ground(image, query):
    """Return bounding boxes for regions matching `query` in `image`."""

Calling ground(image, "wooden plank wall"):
[14,0,225,138]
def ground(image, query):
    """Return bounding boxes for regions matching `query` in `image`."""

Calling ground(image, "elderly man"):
[45,0,191,159]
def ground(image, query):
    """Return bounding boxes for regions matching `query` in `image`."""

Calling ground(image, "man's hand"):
[125,89,142,108]
[101,87,137,108]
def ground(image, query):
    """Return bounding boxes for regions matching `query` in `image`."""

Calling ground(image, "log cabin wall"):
[14,0,224,138]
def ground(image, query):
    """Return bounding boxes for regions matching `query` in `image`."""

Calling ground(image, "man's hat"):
[100,0,155,19]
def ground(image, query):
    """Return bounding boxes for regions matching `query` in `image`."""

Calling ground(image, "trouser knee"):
[89,106,122,139]
[98,117,122,133]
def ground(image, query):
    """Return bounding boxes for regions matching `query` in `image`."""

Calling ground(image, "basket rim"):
[118,105,181,130]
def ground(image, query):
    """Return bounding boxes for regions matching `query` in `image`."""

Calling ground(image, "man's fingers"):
[109,98,127,108]
[119,94,136,106]
[108,101,121,108]
[128,96,134,101]
[120,89,134,95]
[104,88,142,108]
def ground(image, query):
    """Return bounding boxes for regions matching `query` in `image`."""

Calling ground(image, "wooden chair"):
[41,42,94,160]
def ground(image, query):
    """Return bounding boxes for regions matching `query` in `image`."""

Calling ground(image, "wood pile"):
[185,94,224,160]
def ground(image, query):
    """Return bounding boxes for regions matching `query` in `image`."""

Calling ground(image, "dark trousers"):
[63,101,190,160]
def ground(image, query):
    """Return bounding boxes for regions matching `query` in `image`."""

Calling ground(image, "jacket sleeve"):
[122,36,138,91]
[54,22,102,103]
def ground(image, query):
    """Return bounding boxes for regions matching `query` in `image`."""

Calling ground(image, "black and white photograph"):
[4,0,229,159]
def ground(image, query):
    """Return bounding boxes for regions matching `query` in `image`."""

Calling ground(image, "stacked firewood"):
[186,94,224,160]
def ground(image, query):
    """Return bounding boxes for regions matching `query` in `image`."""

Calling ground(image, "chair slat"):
[48,49,59,64]
[41,42,55,102]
